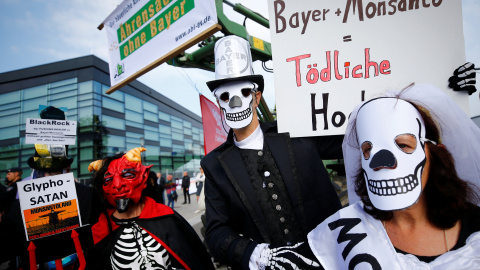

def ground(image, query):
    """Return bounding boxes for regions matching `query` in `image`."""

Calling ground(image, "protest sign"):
[100,0,221,93]
[17,173,82,241]
[25,118,77,145]
[267,0,468,137]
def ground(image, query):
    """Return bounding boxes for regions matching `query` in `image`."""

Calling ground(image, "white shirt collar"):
[234,124,264,150]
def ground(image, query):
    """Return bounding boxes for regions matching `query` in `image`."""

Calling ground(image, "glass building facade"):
[0,55,204,182]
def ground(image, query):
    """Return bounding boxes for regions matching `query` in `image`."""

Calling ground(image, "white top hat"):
[207,36,264,92]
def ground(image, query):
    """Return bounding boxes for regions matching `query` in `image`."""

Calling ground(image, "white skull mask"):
[214,81,256,129]
[356,98,428,211]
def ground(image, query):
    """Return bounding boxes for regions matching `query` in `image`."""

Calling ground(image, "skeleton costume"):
[87,148,214,270]
[308,84,480,269]
[202,36,342,269]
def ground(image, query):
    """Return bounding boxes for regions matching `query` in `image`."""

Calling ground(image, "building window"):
[50,84,77,95]
[159,124,171,134]
[103,135,126,152]
[0,91,21,105]
[51,91,74,100]
[24,85,48,99]
[21,110,39,126]
[78,81,93,94]
[144,101,157,113]
[126,109,143,123]
[184,139,193,151]
[0,126,19,140]
[105,87,124,102]
[144,111,158,123]
[50,97,76,110]
[172,131,184,141]
[126,131,143,141]
[0,102,20,112]
[22,97,47,112]
[171,120,183,130]
[145,130,159,141]
[126,120,143,129]
[49,78,77,88]
[102,115,125,130]
[103,97,125,113]
[0,114,20,128]
[125,94,142,113]
[160,138,172,148]
[159,111,170,122]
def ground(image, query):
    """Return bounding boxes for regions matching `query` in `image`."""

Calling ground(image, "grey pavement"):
[171,188,205,240]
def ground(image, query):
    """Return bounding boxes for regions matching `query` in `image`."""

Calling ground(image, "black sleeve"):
[201,160,257,270]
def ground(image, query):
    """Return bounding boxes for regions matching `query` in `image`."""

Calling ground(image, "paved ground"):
[171,189,205,240]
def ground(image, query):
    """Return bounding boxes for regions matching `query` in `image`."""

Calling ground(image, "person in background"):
[195,167,205,203]
[86,147,214,269]
[181,171,191,204]
[156,172,166,203]
[4,167,22,192]
[165,174,177,209]
[194,167,206,214]
[144,170,163,204]
[308,84,480,269]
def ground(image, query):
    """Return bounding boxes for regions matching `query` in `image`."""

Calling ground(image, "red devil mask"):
[101,148,152,212]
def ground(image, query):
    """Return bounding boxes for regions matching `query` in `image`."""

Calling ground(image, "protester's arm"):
[202,161,257,269]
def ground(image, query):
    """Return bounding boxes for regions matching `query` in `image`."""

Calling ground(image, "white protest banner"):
[17,173,82,241]
[25,118,77,145]
[267,0,468,137]
[100,0,221,93]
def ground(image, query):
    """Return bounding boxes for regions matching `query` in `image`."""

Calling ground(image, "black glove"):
[448,62,477,95]
[257,242,321,270]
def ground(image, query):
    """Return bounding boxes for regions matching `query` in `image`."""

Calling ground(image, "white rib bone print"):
[111,222,171,270]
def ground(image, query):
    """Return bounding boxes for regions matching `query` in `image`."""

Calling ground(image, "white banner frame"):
[100,0,221,94]
[267,0,468,137]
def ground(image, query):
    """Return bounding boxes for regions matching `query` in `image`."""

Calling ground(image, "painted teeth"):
[226,108,252,121]
[367,173,420,196]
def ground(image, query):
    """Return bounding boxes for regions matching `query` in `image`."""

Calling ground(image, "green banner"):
[117,0,168,43]
[119,0,194,60]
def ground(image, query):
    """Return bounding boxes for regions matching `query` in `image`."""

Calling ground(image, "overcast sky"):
[0,0,478,117]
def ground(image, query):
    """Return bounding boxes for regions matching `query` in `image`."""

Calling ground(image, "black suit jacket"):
[181,175,190,188]
[200,121,343,269]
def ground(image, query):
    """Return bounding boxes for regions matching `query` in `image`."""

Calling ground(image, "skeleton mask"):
[356,98,429,211]
[214,81,257,129]
[101,148,152,213]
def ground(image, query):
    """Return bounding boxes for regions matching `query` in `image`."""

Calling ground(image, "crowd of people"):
[0,35,478,269]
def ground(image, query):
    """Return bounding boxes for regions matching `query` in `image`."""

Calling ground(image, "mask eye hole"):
[104,173,113,185]
[241,88,252,97]
[122,169,137,180]
[361,141,373,160]
[395,134,417,154]
[219,92,229,102]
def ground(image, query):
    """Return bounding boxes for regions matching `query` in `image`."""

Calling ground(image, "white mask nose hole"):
[229,96,242,108]
[370,149,397,170]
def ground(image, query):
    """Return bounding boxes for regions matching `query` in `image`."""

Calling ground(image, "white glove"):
[255,242,320,270]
